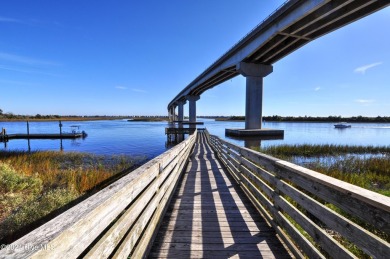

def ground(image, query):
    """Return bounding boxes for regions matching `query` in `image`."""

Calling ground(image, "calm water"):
[1,119,389,159]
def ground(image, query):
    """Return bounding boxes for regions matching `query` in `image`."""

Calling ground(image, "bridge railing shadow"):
[154,132,290,258]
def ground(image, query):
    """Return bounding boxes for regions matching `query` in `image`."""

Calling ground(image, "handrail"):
[206,130,390,258]
[0,131,197,258]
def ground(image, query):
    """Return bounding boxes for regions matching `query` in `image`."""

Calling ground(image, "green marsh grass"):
[256,144,390,195]
[0,150,145,243]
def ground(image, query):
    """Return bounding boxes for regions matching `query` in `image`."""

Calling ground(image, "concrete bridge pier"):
[177,100,186,123]
[168,106,176,123]
[177,100,186,141]
[226,62,284,137]
[186,95,200,128]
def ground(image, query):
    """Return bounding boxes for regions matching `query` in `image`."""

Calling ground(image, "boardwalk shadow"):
[149,133,291,258]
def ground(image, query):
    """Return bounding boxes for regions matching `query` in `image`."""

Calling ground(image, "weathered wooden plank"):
[153,241,289,251]
[168,205,254,211]
[169,197,247,204]
[162,219,268,229]
[237,177,304,259]
[154,235,277,245]
[274,194,355,258]
[149,249,291,259]
[154,229,275,239]
[111,156,186,257]
[163,210,260,218]
[218,138,279,173]
[162,212,263,221]
[276,161,390,235]
[129,156,186,258]
[240,162,275,201]
[85,170,161,258]
[150,132,291,258]
[276,177,390,258]
[239,169,323,259]
[236,152,277,187]
[158,224,268,233]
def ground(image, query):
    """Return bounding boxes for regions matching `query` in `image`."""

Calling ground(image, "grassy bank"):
[255,144,390,196]
[0,150,146,243]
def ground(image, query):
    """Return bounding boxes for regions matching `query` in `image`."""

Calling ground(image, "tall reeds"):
[256,144,390,196]
[0,150,145,243]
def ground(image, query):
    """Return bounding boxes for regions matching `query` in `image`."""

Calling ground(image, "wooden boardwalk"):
[150,132,291,258]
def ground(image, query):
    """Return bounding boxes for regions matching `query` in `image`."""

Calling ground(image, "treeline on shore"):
[213,115,390,122]
[0,114,169,122]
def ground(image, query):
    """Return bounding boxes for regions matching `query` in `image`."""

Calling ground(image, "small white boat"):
[334,122,351,128]
[69,125,88,137]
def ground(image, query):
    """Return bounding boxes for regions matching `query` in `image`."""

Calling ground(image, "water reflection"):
[226,134,284,149]
[1,119,389,160]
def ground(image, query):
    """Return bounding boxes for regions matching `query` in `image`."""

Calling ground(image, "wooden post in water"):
[59,120,63,136]
[27,120,31,152]
[59,120,63,151]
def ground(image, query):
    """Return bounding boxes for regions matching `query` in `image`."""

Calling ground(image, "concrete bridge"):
[167,0,390,136]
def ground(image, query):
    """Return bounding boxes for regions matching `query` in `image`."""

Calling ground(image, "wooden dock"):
[165,128,196,135]
[150,132,291,258]
[0,133,85,141]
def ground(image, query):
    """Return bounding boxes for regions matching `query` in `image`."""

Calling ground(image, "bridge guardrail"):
[206,0,292,75]
[206,131,390,258]
[0,130,197,259]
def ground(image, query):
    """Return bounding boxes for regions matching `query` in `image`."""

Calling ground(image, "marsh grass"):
[260,144,390,158]
[256,144,390,196]
[0,150,146,243]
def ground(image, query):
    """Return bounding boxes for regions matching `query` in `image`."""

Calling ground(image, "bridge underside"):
[168,0,390,134]
[169,0,389,105]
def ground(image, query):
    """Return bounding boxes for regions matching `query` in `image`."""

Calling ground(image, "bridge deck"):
[150,132,291,258]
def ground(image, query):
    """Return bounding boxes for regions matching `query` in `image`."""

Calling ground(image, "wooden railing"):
[0,131,197,258]
[207,131,390,258]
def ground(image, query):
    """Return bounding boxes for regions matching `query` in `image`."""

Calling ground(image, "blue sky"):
[0,1,389,117]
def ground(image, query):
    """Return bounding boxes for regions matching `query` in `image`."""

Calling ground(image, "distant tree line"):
[214,115,390,122]
[0,111,169,121]
[0,113,62,119]
[265,115,390,122]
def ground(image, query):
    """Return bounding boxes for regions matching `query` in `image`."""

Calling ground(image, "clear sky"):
[1,1,389,117]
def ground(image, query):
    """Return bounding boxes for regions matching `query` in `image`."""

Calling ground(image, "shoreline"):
[214,119,390,123]
[0,116,169,122]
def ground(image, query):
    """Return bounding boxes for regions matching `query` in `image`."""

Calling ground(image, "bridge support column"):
[177,100,186,123]
[168,108,172,122]
[239,62,272,129]
[168,106,176,123]
[225,62,284,138]
[186,95,200,128]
